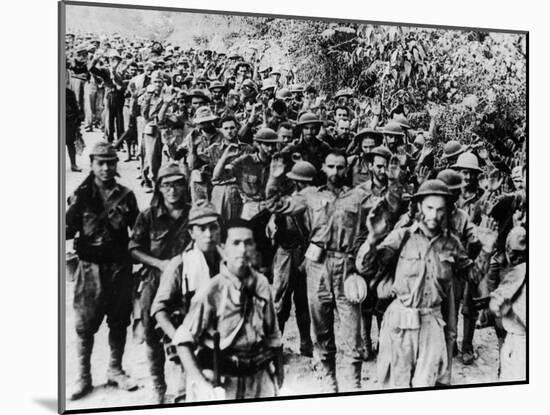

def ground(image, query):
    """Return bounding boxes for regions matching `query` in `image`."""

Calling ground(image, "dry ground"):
[63,129,502,412]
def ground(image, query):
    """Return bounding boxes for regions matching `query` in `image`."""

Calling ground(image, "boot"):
[341,362,362,392]
[461,315,476,365]
[107,328,138,391]
[70,334,94,400]
[146,343,167,404]
[296,312,313,358]
[315,358,338,393]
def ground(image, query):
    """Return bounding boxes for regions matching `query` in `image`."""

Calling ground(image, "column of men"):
[66,33,527,403]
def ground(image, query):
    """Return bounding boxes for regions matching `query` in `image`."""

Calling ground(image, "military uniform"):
[173,264,282,400]
[271,183,371,392]
[129,194,190,399]
[66,148,139,399]
[490,262,526,381]
[356,181,493,390]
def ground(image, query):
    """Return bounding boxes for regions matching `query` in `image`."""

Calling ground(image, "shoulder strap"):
[97,187,131,221]
[397,228,412,255]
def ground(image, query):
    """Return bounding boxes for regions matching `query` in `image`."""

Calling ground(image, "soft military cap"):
[188,200,220,226]
[89,141,118,161]
[157,162,186,183]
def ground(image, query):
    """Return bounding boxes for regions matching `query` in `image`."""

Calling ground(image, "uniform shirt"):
[67,58,89,80]
[265,177,310,250]
[456,188,485,225]
[141,92,165,125]
[151,244,221,318]
[272,184,370,256]
[395,207,479,256]
[356,222,491,311]
[173,265,282,353]
[207,139,254,183]
[66,174,139,263]
[490,262,526,335]
[128,197,190,260]
[283,138,331,183]
[89,65,125,95]
[182,130,224,171]
[223,152,270,200]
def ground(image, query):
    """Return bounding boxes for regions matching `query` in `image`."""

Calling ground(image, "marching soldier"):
[129,163,191,403]
[66,142,140,400]
[174,219,283,400]
[356,179,498,388]
[267,149,380,392]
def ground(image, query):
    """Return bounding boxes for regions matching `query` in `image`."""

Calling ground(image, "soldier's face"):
[336,120,351,137]
[191,221,221,253]
[211,89,223,100]
[335,109,348,122]
[91,158,117,182]
[419,195,447,232]
[372,155,388,183]
[278,127,293,143]
[191,98,205,110]
[222,227,256,277]
[361,138,376,155]
[220,121,238,141]
[323,154,347,187]
[302,124,319,141]
[159,177,187,205]
[259,142,277,157]
[153,79,163,93]
[460,169,478,189]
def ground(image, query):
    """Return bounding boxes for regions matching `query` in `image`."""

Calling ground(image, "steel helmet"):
[436,169,464,190]
[366,146,392,161]
[442,140,465,159]
[412,179,452,202]
[286,161,317,182]
[392,114,411,129]
[253,128,283,143]
[296,112,323,127]
[452,152,483,173]
[382,121,405,136]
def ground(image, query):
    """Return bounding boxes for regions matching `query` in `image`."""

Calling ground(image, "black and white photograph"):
[60,1,528,412]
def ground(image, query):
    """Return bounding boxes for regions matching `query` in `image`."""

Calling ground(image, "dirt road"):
[63,130,501,411]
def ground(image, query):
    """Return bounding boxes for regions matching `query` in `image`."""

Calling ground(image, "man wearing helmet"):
[356,179,498,388]
[267,149,381,393]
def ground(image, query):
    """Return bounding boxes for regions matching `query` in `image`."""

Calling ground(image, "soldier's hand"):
[163,89,176,104]
[223,143,240,159]
[478,215,499,253]
[269,154,286,178]
[416,165,430,185]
